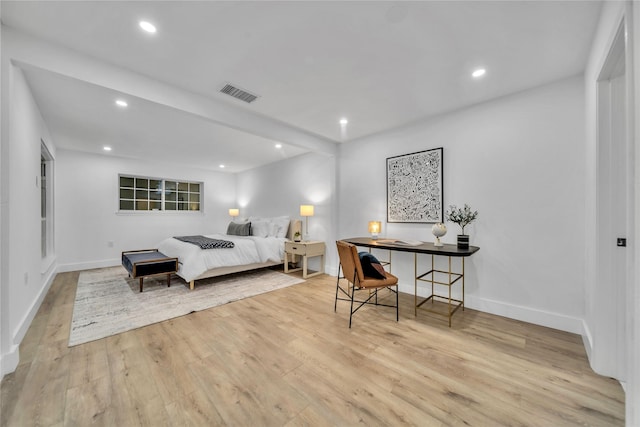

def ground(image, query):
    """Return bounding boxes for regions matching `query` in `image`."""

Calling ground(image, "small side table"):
[284,241,326,278]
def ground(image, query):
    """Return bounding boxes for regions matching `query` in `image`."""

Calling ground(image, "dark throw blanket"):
[174,235,235,249]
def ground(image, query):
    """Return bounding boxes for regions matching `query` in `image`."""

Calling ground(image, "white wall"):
[55,149,236,271]
[236,152,338,272]
[339,75,586,333]
[56,149,339,274]
[0,61,57,376]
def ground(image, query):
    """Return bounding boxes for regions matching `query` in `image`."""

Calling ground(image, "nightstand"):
[284,241,326,278]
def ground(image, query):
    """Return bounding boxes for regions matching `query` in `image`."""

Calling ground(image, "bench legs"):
[138,273,172,292]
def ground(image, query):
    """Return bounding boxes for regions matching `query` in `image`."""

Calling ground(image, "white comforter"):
[158,234,286,282]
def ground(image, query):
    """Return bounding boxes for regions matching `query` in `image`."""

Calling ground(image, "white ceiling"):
[1,1,602,172]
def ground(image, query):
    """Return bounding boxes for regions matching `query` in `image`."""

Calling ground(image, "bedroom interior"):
[0,1,639,425]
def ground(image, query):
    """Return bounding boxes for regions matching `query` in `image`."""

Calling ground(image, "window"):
[119,175,202,211]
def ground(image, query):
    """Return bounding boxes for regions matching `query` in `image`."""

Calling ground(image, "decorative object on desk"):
[368,221,382,239]
[387,147,443,223]
[377,238,422,246]
[293,231,301,242]
[446,204,478,249]
[300,204,314,240]
[431,222,447,247]
[228,208,239,219]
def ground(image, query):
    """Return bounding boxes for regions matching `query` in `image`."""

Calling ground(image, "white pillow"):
[270,216,290,238]
[250,219,271,238]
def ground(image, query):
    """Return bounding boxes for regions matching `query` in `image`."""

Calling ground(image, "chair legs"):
[349,284,356,328]
[334,274,340,313]
[337,283,399,328]
[334,262,398,327]
[334,263,345,312]
[396,285,400,322]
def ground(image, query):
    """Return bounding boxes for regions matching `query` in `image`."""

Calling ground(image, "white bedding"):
[158,234,287,283]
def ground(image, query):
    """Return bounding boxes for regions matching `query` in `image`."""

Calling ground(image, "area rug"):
[69,266,304,346]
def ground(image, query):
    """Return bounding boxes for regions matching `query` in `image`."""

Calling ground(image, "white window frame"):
[118,174,203,213]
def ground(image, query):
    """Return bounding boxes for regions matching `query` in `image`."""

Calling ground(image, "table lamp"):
[300,205,314,240]
[228,208,239,220]
[368,221,382,239]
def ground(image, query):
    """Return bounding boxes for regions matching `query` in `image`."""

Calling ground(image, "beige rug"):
[69,266,304,346]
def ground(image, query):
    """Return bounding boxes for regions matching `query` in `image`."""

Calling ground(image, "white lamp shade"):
[300,205,314,217]
[228,208,239,217]
[368,221,381,234]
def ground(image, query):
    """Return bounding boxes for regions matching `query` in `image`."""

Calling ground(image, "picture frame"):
[387,147,443,223]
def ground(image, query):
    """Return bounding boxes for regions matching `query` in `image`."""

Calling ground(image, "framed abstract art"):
[387,147,443,223]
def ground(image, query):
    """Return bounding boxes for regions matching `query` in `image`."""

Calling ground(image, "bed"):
[157,217,302,289]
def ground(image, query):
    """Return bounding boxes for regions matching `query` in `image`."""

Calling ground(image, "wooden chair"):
[335,240,399,328]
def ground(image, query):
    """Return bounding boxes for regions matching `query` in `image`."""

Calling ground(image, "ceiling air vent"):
[219,83,259,104]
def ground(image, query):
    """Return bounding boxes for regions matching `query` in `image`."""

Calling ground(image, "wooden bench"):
[122,249,179,292]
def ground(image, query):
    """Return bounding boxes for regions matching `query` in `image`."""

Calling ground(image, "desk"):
[342,237,479,326]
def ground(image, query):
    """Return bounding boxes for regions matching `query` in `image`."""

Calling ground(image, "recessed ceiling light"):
[472,68,486,78]
[115,99,128,107]
[219,164,225,169]
[275,143,282,149]
[139,21,157,33]
[339,118,348,125]
[103,146,112,152]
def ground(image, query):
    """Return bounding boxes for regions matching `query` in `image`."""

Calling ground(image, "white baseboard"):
[359,280,585,334]
[3,260,119,379]
[13,265,57,346]
[2,266,57,380]
[1,344,20,378]
[56,258,121,273]
[465,295,584,334]
[581,319,594,361]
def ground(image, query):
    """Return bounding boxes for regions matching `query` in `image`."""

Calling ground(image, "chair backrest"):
[336,240,365,286]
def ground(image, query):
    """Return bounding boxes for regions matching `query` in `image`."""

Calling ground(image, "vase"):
[457,234,469,249]
[431,223,447,247]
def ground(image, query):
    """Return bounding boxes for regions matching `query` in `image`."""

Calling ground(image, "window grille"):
[119,175,202,212]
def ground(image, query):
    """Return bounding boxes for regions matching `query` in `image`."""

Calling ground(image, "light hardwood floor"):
[1,270,625,426]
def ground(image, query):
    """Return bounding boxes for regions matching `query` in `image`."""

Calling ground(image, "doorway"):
[595,20,631,382]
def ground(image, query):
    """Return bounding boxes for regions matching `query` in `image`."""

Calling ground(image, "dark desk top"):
[342,237,480,257]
